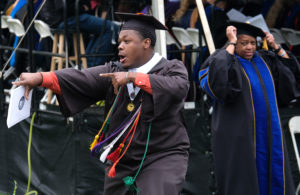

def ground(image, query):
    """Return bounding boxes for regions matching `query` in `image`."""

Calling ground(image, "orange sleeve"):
[40,72,62,95]
[134,73,152,95]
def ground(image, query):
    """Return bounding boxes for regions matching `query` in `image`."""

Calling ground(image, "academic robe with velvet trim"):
[54,58,190,195]
[199,49,300,195]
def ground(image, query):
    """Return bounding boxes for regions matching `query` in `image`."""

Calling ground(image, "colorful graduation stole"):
[89,86,152,194]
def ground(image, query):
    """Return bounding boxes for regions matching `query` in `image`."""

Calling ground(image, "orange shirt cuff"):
[134,73,152,95]
[41,72,62,95]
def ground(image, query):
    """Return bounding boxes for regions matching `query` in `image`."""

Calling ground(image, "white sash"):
[126,52,162,101]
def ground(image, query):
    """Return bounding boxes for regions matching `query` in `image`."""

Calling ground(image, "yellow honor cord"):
[262,39,268,50]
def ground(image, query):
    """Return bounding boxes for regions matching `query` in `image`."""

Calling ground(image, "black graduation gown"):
[54,58,190,195]
[199,49,300,195]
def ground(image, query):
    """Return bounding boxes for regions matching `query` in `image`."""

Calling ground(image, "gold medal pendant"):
[127,102,135,112]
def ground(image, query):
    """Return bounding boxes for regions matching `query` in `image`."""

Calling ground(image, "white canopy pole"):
[152,0,167,58]
[195,0,215,54]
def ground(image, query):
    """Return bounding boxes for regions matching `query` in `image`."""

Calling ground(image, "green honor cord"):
[25,112,38,195]
[123,122,152,194]
[13,112,38,195]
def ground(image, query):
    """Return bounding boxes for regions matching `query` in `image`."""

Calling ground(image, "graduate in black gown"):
[13,13,190,195]
[199,21,300,195]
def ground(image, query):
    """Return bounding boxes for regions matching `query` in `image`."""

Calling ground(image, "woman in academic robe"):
[199,21,300,195]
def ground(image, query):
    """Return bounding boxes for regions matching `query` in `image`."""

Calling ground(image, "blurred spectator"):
[240,0,263,17]
[172,0,228,48]
[171,0,229,88]
[261,0,275,17]
[38,0,119,67]
[283,0,300,30]
[116,0,151,13]
[2,0,34,76]
[165,0,181,23]
[0,0,8,11]
[38,0,89,28]
[172,0,196,29]
[265,0,294,28]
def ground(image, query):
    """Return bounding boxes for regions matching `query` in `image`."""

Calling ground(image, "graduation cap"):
[230,21,266,38]
[115,12,168,46]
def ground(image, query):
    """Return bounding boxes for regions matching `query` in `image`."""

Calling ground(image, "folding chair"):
[269,28,287,46]
[281,28,300,47]
[47,29,87,104]
[6,18,25,37]
[2,17,25,80]
[172,27,194,47]
[33,19,88,104]
[288,116,300,194]
[34,20,54,40]
[172,27,194,63]
[186,28,206,47]
[166,31,181,49]
[1,15,11,29]
[172,27,198,101]
[186,27,207,66]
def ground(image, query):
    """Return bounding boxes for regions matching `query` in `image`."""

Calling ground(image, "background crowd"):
[2,0,300,100]
[0,0,299,194]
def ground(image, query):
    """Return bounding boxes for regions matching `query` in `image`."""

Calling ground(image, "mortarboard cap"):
[115,12,168,46]
[230,21,266,38]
